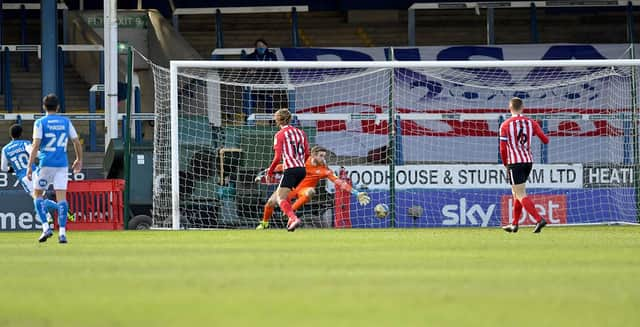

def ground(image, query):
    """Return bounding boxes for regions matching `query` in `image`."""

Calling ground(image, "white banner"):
[277,44,635,62]
[270,44,638,163]
[328,164,583,190]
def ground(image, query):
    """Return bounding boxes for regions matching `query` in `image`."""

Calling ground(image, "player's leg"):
[39,188,58,230]
[42,191,57,230]
[512,194,523,226]
[53,168,69,243]
[514,184,544,223]
[257,192,278,229]
[513,182,546,231]
[20,175,53,231]
[32,169,53,242]
[291,187,315,212]
[33,189,50,232]
[511,164,547,233]
[277,167,306,231]
[42,187,74,222]
[276,186,296,221]
[502,166,520,233]
[504,194,523,233]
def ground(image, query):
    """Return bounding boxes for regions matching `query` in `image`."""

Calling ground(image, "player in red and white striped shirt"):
[499,97,550,233]
[264,108,309,231]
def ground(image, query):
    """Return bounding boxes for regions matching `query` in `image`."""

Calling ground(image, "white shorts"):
[34,167,69,191]
[20,175,34,194]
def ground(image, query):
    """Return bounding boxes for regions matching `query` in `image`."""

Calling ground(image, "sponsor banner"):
[0,169,104,191]
[277,44,635,63]
[266,44,640,163]
[583,165,634,188]
[346,189,636,228]
[328,164,582,190]
[279,44,636,114]
[500,195,567,226]
[0,191,44,231]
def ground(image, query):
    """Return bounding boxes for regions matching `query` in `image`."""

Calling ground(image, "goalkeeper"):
[256,145,370,229]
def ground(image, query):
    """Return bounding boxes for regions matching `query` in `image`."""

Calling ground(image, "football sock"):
[58,200,69,235]
[262,204,274,222]
[521,197,543,223]
[44,199,57,230]
[44,199,58,213]
[291,194,310,212]
[33,197,49,231]
[513,199,523,225]
[278,199,297,220]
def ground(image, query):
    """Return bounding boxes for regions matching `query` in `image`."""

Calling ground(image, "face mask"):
[257,47,267,55]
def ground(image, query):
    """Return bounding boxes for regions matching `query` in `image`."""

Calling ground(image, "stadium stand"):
[0,14,90,112]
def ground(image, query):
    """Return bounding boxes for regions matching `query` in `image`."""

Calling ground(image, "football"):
[374,203,389,219]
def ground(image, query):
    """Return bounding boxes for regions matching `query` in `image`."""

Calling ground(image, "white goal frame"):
[168,59,640,230]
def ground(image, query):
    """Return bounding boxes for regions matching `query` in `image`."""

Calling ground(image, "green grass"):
[1,227,639,327]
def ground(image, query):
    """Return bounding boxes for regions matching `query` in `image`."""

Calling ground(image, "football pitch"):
[1,227,639,327]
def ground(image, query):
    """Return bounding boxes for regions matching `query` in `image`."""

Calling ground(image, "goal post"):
[153,58,640,229]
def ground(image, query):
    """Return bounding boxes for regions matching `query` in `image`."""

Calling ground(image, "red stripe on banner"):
[296,102,627,136]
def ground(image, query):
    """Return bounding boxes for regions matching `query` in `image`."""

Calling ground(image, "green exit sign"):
[86,14,148,29]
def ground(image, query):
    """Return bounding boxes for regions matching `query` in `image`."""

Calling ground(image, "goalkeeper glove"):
[355,191,371,206]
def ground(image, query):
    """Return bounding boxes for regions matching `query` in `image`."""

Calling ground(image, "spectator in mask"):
[240,39,283,121]
[243,39,277,61]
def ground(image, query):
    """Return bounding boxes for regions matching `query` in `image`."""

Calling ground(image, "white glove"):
[254,169,268,183]
[356,192,371,206]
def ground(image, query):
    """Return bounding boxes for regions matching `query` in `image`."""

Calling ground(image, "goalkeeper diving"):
[256,145,370,229]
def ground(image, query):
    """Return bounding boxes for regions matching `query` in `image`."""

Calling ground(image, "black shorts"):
[279,167,306,189]
[507,163,533,185]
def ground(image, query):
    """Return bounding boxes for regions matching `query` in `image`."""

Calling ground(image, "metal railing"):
[0,2,69,72]
[407,0,640,46]
[0,44,104,113]
[0,111,153,153]
[172,5,308,48]
[88,83,144,152]
[0,44,147,152]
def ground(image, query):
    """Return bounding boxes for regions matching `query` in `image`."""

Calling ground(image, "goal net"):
[151,59,640,229]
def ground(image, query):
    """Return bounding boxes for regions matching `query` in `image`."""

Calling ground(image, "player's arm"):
[303,135,310,161]
[499,124,509,165]
[327,171,370,205]
[254,163,284,184]
[26,139,40,180]
[0,149,8,172]
[532,120,549,144]
[27,120,42,180]
[266,133,283,177]
[328,173,352,193]
[69,123,83,173]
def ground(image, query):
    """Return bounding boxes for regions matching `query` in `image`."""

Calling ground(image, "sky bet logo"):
[441,198,495,227]
[501,195,567,226]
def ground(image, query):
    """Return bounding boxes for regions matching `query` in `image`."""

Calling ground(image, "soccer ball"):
[374,203,389,219]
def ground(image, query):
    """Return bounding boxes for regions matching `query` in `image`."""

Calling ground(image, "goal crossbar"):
[170,59,640,70]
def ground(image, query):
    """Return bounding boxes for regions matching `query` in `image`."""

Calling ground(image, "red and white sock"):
[521,197,543,223]
[279,200,298,220]
[512,199,523,225]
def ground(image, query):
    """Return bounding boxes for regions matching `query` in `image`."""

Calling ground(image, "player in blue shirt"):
[2,124,37,193]
[1,124,61,230]
[26,94,83,244]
